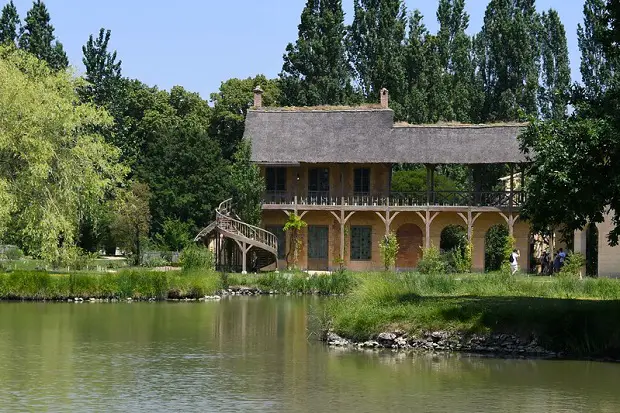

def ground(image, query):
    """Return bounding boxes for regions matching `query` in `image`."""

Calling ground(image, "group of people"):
[539,248,567,275]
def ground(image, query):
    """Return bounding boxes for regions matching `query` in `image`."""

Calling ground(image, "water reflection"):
[0,299,618,412]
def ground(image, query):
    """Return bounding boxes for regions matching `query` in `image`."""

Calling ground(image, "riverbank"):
[0,269,355,301]
[324,273,620,360]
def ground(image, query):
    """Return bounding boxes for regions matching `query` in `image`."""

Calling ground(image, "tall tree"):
[435,0,476,122]
[403,10,431,123]
[477,0,541,121]
[81,28,122,106]
[578,0,613,100]
[280,0,352,106]
[0,1,20,45]
[539,9,571,120]
[18,0,68,70]
[110,181,151,265]
[349,0,407,116]
[210,75,280,160]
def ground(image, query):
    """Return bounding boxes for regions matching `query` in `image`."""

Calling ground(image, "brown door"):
[396,224,423,270]
[308,226,329,270]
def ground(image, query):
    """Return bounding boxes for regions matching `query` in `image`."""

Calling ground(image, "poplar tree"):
[349,0,407,115]
[0,1,20,45]
[19,0,68,70]
[577,0,613,99]
[82,28,122,107]
[436,0,475,122]
[280,0,352,106]
[539,9,570,120]
[477,0,541,121]
[403,10,431,123]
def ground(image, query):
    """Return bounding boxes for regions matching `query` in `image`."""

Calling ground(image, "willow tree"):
[0,47,127,263]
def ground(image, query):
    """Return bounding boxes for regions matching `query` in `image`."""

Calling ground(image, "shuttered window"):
[266,167,286,191]
[266,226,286,259]
[350,226,372,260]
[308,226,329,259]
[354,168,370,195]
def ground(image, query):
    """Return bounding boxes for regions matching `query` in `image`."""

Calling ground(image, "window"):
[350,226,372,260]
[308,168,330,193]
[266,167,286,191]
[266,226,286,259]
[354,168,370,195]
[308,226,329,259]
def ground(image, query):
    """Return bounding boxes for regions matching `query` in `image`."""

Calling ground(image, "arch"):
[396,223,423,270]
[484,224,509,272]
[586,223,599,277]
[439,224,467,253]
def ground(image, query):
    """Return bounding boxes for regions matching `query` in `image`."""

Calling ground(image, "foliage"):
[230,140,264,226]
[180,244,214,271]
[280,0,354,107]
[348,0,407,116]
[559,253,587,279]
[81,28,122,106]
[391,168,459,193]
[0,1,20,45]
[0,47,126,263]
[110,182,152,265]
[484,224,509,271]
[1,246,23,261]
[283,213,307,270]
[417,245,446,275]
[539,9,571,120]
[18,0,68,70]
[379,232,399,271]
[154,218,192,251]
[439,225,467,253]
[209,75,280,159]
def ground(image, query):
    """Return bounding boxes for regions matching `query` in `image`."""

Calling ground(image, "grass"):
[326,272,620,358]
[0,269,358,300]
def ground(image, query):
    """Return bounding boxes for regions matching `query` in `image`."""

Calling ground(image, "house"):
[196,88,537,273]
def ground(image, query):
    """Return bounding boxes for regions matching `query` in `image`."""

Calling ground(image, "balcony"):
[263,190,526,209]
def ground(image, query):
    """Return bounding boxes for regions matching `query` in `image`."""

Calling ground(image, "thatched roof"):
[245,108,527,164]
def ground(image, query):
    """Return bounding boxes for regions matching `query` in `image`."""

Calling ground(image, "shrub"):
[484,224,510,271]
[417,245,446,275]
[4,247,24,261]
[560,252,586,279]
[379,232,399,271]
[180,244,214,271]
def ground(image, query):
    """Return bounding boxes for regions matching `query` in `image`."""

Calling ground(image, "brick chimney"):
[253,86,264,108]
[380,88,389,108]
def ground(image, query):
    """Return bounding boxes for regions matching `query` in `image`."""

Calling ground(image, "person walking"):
[509,249,520,275]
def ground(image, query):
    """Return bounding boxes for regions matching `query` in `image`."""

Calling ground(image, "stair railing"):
[215,199,278,253]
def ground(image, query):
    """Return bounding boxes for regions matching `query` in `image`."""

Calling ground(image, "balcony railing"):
[263,190,525,208]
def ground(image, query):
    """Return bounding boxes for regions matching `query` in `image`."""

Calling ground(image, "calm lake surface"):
[0,298,619,412]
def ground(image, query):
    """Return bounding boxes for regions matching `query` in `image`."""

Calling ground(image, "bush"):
[485,224,510,271]
[417,245,446,275]
[4,247,24,261]
[560,252,586,279]
[180,244,214,271]
[379,232,399,271]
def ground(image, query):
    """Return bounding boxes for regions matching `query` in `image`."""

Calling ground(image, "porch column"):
[509,163,515,211]
[331,211,356,262]
[416,211,440,249]
[426,164,436,205]
[375,211,400,236]
[241,241,248,274]
[500,212,519,238]
[458,211,482,243]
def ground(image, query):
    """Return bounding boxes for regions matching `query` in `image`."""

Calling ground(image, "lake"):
[0,297,619,412]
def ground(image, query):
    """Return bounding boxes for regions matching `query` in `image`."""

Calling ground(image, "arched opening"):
[440,224,468,273]
[396,223,423,270]
[484,224,509,272]
[586,223,599,277]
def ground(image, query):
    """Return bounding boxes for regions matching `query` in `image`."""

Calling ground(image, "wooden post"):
[509,163,515,211]
[340,210,345,262]
[426,165,431,205]
[241,241,247,274]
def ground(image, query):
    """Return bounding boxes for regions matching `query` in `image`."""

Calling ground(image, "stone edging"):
[326,330,559,358]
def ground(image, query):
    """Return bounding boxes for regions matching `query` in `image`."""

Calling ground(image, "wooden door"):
[308,226,329,270]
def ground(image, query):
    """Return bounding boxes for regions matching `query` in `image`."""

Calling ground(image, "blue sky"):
[11,0,584,100]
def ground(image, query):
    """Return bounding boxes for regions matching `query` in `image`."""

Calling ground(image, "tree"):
[349,0,407,116]
[577,0,613,100]
[154,218,193,251]
[379,231,399,271]
[477,0,541,121]
[436,0,476,122]
[0,1,20,45]
[0,47,126,263]
[209,75,280,160]
[539,9,571,120]
[111,182,151,265]
[402,10,432,123]
[18,0,68,70]
[280,0,353,106]
[230,140,265,227]
[81,28,122,106]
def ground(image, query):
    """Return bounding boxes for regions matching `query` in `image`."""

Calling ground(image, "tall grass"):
[225,270,357,295]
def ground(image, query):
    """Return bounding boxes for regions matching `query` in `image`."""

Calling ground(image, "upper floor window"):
[308,168,330,193]
[354,168,370,195]
[266,167,286,192]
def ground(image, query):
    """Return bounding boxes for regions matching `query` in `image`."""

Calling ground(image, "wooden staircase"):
[195,199,278,273]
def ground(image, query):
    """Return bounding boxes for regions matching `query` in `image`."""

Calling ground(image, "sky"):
[10,0,586,100]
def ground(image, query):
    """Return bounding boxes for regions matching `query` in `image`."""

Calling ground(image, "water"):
[0,298,619,412]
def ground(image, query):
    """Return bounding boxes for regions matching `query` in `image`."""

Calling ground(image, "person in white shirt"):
[509,249,520,275]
